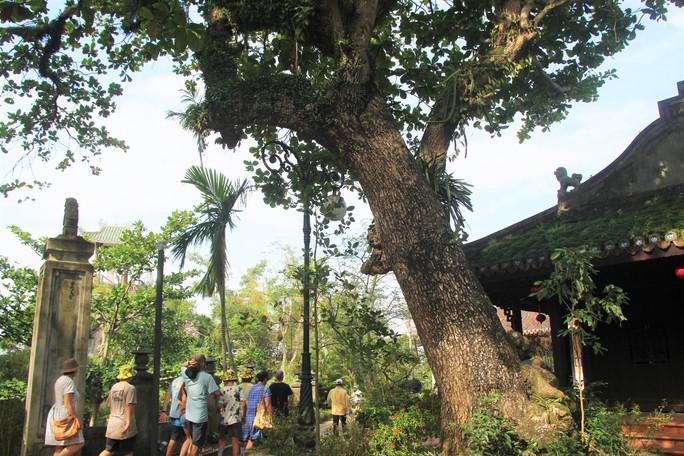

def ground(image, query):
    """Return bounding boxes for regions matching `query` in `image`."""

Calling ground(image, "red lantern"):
[535,313,546,323]
[676,267,684,279]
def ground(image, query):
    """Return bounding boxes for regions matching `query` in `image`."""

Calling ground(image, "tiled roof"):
[465,187,684,278]
[81,226,126,245]
[465,83,684,279]
[497,308,550,336]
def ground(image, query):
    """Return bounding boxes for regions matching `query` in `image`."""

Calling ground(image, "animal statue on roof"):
[554,167,582,197]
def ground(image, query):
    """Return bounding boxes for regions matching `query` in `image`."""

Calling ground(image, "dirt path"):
[237,417,336,456]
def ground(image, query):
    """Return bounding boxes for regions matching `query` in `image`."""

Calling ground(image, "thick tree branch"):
[419,2,552,166]
[534,0,573,26]
[1,4,79,90]
[202,72,328,149]
[532,54,572,93]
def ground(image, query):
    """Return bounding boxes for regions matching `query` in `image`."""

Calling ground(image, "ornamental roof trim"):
[81,225,126,245]
[465,82,684,277]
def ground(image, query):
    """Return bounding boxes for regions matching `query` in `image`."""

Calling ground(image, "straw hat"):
[60,358,80,374]
[240,368,254,380]
[223,369,238,382]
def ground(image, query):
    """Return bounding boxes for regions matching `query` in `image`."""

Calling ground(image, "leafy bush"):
[356,382,431,427]
[320,423,371,456]
[256,410,313,456]
[464,393,527,456]
[368,402,440,456]
[0,378,26,400]
[465,390,663,456]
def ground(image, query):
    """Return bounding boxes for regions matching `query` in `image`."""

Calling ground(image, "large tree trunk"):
[325,95,531,453]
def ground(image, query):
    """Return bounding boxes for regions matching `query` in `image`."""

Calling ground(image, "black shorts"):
[183,420,208,446]
[105,436,136,454]
[169,423,186,442]
[219,422,241,440]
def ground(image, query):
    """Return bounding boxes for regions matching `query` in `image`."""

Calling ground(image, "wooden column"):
[549,304,571,387]
[511,302,523,333]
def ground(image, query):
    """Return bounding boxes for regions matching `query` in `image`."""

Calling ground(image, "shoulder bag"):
[252,387,273,430]
[52,415,80,441]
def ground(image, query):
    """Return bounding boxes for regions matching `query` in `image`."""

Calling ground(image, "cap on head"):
[60,358,80,374]
[117,364,135,380]
[335,378,343,386]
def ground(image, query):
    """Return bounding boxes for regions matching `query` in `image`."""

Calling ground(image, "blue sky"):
[1,6,682,300]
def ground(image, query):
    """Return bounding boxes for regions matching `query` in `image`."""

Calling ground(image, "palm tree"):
[172,166,251,371]
[167,88,208,167]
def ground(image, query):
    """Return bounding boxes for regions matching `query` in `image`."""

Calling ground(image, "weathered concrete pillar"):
[131,348,156,455]
[22,198,94,456]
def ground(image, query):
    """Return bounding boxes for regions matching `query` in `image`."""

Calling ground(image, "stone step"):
[625,414,684,455]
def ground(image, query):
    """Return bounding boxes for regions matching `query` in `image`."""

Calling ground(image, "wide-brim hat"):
[61,358,80,374]
[117,364,135,380]
[240,368,254,380]
[223,369,238,381]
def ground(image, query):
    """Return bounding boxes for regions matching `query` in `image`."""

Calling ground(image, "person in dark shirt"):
[268,370,293,417]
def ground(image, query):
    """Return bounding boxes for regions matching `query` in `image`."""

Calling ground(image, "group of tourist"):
[160,354,291,456]
[44,358,138,456]
[44,355,300,456]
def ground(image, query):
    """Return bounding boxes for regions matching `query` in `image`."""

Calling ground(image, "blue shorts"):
[171,417,184,427]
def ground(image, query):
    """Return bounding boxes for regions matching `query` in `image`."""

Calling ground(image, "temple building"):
[465,81,684,413]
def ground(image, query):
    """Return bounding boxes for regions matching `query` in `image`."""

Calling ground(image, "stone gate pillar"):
[131,348,156,455]
[21,198,94,456]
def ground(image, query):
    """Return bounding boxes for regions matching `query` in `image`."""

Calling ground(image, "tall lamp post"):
[152,246,164,454]
[260,140,345,446]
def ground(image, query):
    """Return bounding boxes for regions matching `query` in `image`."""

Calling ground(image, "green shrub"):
[464,390,663,456]
[261,413,299,455]
[0,378,26,400]
[463,393,527,456]
[356,381,428,427]
[369,403,440,456]
[320,423,371,455]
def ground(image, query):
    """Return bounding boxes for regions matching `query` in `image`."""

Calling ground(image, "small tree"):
[172,166,251,371]
[533,247,628,434]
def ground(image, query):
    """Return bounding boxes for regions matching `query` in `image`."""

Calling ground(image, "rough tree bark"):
[197,1,571,451]
[322,94,530,452]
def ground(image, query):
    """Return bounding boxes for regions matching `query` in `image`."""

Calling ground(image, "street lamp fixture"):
[260,140,345,446]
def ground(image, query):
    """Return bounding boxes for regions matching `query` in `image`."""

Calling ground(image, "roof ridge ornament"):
[657,80,684,120]
[555,167,582,214]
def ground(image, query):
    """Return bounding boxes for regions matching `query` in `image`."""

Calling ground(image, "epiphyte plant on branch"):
[2,0,682,452]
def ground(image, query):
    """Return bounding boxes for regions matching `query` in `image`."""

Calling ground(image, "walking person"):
[179,354,220,456]
[44,358,85,456]
[100,364,138,456]
[268,370,293,417]
[217,369,245,456]
[241,371,272,454]
[327,379,350,434]
[161,364,190,456]
[239,368,254,400]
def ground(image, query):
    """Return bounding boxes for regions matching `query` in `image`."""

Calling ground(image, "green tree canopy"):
[3,0,682,451]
